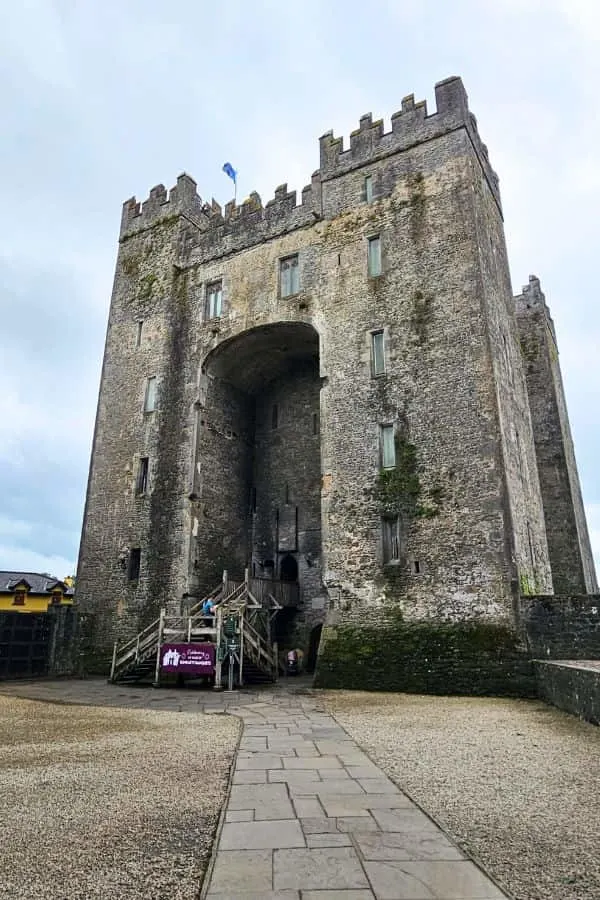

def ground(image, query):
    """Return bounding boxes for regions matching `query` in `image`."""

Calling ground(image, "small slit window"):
[136,457,149,495]
[383,518,401,563]
[144,377,157,412]
[272,404,279,430]
[206,281,223,319]
[380,424,395,469]
[368,235,381,276]
[365,175,373,203]
[128,548,141,582]
[280,255,299,297]
[136,320,143,348]
[371,330,385,376]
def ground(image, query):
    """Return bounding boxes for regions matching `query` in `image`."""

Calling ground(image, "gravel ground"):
[0,695,239,900]
[319,690,600,900]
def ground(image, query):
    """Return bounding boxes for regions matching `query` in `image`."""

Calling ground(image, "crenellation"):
[120,172,211,239]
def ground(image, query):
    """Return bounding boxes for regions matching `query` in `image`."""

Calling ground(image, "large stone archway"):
[192,323,322,621]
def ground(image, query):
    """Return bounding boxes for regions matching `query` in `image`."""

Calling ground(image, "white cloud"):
[0,545,76,580]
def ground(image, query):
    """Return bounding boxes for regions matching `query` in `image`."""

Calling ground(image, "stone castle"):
[76,76,598,691]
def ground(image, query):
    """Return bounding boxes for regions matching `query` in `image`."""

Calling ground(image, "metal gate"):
[0,612,52,678]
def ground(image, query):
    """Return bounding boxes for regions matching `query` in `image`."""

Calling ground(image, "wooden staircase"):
[110,573,281,687]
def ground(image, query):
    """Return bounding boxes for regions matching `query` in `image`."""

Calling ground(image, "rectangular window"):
[206,281,223,319]
[144,376,157,412]
[365,175,373,203]
[136,457,149,494]
[371,330,385,376]
[280,255,299,297]
[312,412,319,435]
[136,320,143,348]
[272,403,279,430]
[128,548,141,582]
[250,487,257,513]
[368,235,381,276]
[380,424,395,469]
[382,518,401,563]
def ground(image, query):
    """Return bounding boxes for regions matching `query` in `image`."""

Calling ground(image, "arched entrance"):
[280,554,298,582]
[306,623,323,673]
[196,322,322,605]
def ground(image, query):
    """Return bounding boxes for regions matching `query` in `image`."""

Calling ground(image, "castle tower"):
[77,77,592,691]
[515,276,597,594]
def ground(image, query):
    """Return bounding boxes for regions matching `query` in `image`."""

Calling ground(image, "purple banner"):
[160,643,215,675]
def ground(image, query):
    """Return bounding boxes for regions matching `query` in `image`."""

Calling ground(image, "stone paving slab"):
[201,690,509,900]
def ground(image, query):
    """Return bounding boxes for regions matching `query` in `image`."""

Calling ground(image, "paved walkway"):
[203,691,508,899]
[0,680,509,899]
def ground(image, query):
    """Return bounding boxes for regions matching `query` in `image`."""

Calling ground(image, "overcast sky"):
[1,0,598,580]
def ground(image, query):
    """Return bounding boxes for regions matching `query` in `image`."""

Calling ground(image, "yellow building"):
[0,572,74,614]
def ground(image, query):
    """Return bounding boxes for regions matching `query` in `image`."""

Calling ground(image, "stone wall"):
[515,278,598,594]
[535,661,600,725]
[314,618,535,696]
[520,594,600,659]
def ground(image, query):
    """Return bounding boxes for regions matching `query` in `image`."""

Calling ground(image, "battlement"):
[319,77,500,204]
[120,173,216,239]
[514,275,557,343]
[120,77,501,248]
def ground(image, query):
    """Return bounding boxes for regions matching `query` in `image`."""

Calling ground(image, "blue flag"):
[222,162,237,184]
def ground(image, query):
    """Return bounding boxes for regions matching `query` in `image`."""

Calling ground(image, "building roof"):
[0,571,74,596]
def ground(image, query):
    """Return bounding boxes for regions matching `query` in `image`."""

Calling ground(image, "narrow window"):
[250,487,257,513]
[144,376,157,412]
[371,330,385,376]
[272,403,279,430]
[312,412,319,435]
[136,320,143,348]
[206,281,223,319]
[380,424,395,469]
[365,175,373,203]
[285,483,290,504]
[280,255,299,297]
[383,518,400,563]
[128,548,141,582]
[136,457,149,494]
[368,235,381,276]
[413,560,421,574]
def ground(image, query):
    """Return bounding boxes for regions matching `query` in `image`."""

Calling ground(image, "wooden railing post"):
[214,606,223,690]
[110,641,117,682]
[153,608,164,687]
[239,609,245,687]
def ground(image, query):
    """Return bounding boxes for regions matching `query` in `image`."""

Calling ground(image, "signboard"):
[160,643,215,675]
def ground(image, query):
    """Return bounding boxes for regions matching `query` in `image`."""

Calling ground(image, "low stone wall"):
[535,661,600,725]
[313,618,536,697]
[520,595,600,659]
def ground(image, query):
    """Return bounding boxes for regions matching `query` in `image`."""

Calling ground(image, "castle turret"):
[515,276,598,593]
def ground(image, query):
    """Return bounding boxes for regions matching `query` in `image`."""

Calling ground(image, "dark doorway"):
[273,606,297,645]
[280,554,298,582]
[306,623,323,673]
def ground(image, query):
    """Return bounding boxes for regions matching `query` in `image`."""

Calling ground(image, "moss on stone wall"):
[410,290,432,344]
[374,434,440,520]
[314,620,535,696]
